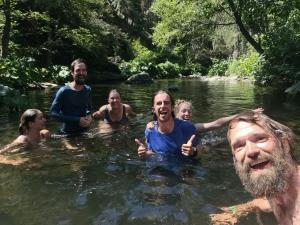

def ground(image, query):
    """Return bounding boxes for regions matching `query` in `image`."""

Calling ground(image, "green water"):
[0,79,299,225]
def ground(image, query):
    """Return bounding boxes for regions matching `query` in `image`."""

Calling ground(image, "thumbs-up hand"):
[135,139,154,159]
[181,134,196,156]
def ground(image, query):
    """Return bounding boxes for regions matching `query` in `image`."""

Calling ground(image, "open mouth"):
[250,160,270,170]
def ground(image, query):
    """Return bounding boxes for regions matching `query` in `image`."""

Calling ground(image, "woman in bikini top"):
[93,89,136,124]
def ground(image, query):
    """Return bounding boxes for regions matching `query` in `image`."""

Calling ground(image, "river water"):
[0,79,299,225]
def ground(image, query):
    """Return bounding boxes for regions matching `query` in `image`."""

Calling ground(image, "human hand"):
[92,111,100,119]
[146,121,155,129]
[135,138,154,158]
[181,134,196,156]
[80,115,92,127]
[40,129,50,139]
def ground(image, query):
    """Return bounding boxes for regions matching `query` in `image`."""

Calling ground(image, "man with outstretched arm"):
[211,111,300,225]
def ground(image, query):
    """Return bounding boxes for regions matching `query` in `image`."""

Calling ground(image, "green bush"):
[208,59,229,76]
[156,61,181,78]
[0,56,47,88]
[226,52,259,78]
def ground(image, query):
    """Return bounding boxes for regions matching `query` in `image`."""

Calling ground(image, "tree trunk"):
[226,0,264,54]
[2,0,11,58]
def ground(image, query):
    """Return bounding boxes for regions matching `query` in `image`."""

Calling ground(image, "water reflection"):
[0,79,298,224]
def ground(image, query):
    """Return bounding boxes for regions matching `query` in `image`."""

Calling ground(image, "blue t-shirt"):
[50,84,92,134]
[145,119,198,157]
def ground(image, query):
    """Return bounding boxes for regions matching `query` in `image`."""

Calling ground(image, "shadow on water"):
[0,79,295,224]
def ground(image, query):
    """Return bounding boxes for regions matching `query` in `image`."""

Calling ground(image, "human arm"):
[210,198,271,224]
[0,135,28,154]
[124,104,136,117]
[195,108,264,132]
[92,105,106,119]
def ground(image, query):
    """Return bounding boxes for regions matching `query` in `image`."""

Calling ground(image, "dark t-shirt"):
[50,84,92,134]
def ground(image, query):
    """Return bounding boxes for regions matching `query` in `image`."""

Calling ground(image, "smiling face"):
[229,120,295,197]
[72,63,87,85]
[152,92,174,123]
[176,102,192,121]
[108,91,121,108]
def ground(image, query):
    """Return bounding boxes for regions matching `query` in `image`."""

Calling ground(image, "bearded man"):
[50,58,92,135]
[211,111,299,225]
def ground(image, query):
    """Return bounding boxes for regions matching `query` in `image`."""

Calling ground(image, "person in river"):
[92,89,136,131]
[135,90,198,160]
[0,109,49,164]
[210,111,300,225]
[50,58,92,136]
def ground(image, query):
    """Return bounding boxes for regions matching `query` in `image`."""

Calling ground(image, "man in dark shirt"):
[50,58,92,135]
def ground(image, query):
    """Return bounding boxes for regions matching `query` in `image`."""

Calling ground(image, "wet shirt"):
[50,84,92,134]
[145,119,198,157]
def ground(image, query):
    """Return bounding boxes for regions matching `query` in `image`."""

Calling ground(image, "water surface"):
[0,79,299,225]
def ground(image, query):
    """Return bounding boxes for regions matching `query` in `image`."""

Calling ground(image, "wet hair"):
[71,58,87,73]
[151,90,175,121]
[108,89,120,98]
[227,111,296,160]
[18,109,41,135]
[174,99,193,116]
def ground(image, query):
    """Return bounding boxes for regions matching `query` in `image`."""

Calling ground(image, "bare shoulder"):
[14,135,29,145]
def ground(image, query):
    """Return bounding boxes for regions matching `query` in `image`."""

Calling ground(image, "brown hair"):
[228,111,296,160]
[71,58,87,73]
[18,109,41,135]
[151,90,175,121]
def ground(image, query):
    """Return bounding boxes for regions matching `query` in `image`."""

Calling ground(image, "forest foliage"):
[0,0,299,88]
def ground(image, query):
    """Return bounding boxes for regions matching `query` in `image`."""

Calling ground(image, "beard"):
[234,147,295,198]
[74,75,86,85]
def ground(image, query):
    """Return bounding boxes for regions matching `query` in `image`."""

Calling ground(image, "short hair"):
[151,90,175,120]
[174,99,193,116]
[227,111,296,160]
[71,58,87,72]
[19,109,41,135]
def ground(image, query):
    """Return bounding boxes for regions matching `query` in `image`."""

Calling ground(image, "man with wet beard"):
[211,111,300,225]
[50,58,92,135]
[135,90,198,160]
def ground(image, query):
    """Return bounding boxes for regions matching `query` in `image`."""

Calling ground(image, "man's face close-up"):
[229,121,294,197]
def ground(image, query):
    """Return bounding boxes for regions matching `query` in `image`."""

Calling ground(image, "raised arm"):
[195,114,237,132]
[195,108,264,132]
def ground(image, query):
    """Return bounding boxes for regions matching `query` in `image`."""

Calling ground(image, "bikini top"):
[103,105,129,124]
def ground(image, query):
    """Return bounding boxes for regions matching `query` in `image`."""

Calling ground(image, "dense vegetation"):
[0,0,299,88]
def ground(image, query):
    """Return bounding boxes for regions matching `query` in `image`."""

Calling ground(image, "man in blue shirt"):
[50,58,92,135]
[135,90,198,159]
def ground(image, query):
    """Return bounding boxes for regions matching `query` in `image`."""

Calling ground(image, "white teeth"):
[251,160,268,167]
